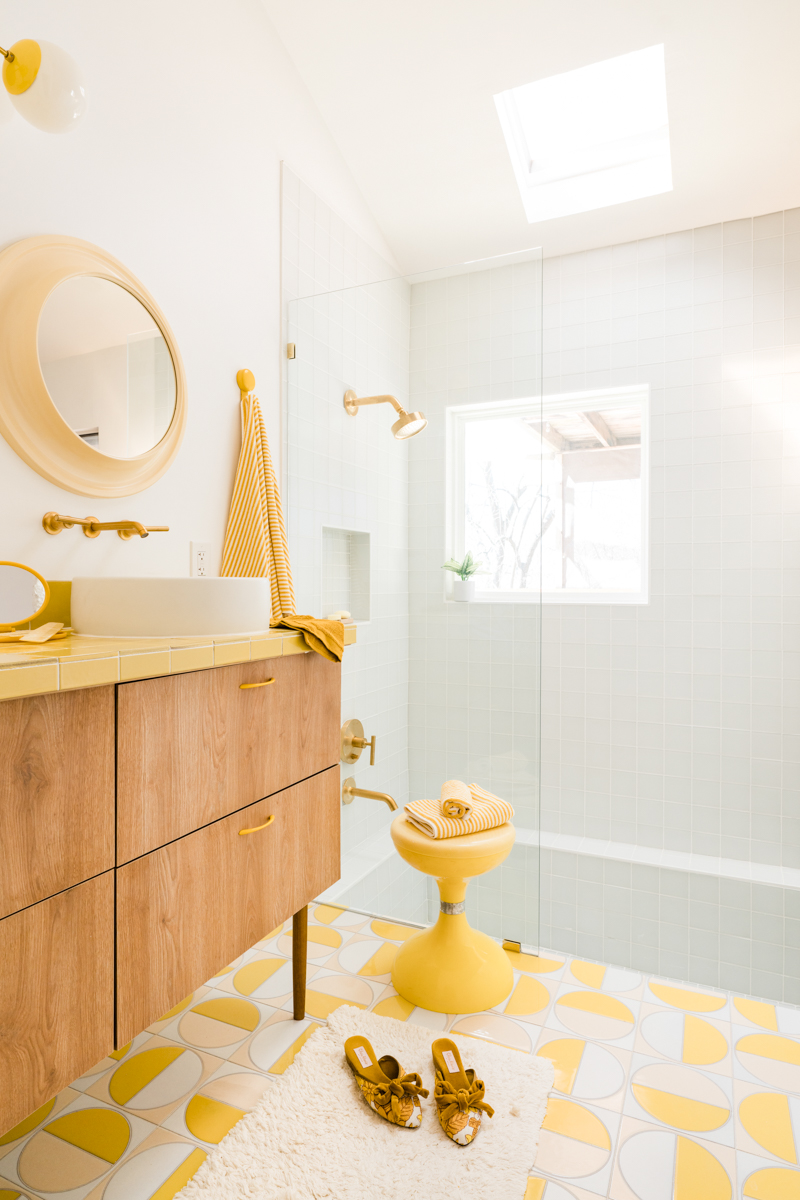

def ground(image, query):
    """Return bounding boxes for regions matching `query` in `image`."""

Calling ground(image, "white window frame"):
[446,384,649,605]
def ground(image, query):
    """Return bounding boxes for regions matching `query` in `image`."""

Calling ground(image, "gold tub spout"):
[341,777,398,811]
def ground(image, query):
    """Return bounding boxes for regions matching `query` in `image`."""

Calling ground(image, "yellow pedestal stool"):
[389,815,516,1014]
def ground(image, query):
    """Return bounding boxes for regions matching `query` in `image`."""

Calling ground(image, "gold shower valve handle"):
[352,733,377,766]
[239,678,276,690]
[340,718,376,765]
[238,814,275,835]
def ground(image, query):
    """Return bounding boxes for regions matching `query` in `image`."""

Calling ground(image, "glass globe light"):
[2,39,87,133]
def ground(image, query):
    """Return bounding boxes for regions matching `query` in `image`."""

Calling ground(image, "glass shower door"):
[286,250,543,952]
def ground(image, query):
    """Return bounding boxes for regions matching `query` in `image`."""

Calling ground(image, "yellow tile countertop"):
[0,625,357,702]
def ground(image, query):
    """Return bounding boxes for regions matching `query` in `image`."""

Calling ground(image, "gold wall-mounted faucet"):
[341,777,398,811]
[42,512,169,540]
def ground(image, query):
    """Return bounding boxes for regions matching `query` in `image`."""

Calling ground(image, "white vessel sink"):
[71,577,273,638]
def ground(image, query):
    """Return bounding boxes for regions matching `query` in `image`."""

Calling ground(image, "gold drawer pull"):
[238,814,275,835]
[240,678,275,690]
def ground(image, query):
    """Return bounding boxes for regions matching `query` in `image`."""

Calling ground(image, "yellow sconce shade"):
[1,38,87,133]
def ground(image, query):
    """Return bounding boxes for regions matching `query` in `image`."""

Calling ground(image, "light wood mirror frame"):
[0,235,187,497]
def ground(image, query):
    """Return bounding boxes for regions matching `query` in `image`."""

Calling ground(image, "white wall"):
[0,0,393,579]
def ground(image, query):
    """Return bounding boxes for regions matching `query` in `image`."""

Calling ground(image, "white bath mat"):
[178,1004,554,1200]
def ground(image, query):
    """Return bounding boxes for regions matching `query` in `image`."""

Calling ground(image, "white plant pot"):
[453,579,475,602]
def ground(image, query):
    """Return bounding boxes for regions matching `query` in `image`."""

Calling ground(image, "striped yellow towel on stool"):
[440,779,473,819]
[221,379,295,622]
[405,784,514,839]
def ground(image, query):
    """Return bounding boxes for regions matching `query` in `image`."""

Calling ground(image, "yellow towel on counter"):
[441,779,473,819]
[270,615,344,663]
[405,784,514,839]
[221,387,296,622]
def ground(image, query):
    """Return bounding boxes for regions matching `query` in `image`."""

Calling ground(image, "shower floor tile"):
[2,905,799,1199]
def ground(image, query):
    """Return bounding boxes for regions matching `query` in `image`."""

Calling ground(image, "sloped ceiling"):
[264,0,800,273]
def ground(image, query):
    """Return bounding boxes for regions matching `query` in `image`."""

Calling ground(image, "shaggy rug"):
[177,1005,554,1200]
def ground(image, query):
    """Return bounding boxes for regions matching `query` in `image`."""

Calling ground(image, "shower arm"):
[343,390,409,416]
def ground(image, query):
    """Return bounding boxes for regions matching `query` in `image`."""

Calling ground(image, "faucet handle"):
[340,719,376,765]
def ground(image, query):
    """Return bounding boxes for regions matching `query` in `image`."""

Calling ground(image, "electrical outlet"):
[190,541,212,577]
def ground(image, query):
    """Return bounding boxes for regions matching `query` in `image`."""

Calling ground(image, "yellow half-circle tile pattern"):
[738,1035,800,1066]
[190,998,260,1031]
[308,925,342,949]
[683,1014,728,1065]
[233,957,285,996]
[142,1146,206,1200]
[184,1094,245,1143]
[45,1108,130,1163]
[370,920,416,941]
[650,982,726,1013]
[743,1165,800,1198]
[571,961,606,988]
[537,1038,585,1094]
[558,991,633,1022]
[0,1190,24,1200]
[372,995,414,1021]
[314,905,346,924]
[740,1092,797,1163]
[633,1085,729,1132]
[108,1041,133,1062]
[631,1063,730,1132]
[304,973,372,1019]
[542,1097,611,1149]
[156,994,195,1022]
[269,1022,318,1074]
[109,1046,185,1105]
[0,1098,55,1145]
[675,1135,731,1200]
[505,950,563,974]
[357,942,398,976]
[505,976,550,1017]
[736,998,779,1031]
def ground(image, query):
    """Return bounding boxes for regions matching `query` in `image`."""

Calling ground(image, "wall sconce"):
[1,39,86,133]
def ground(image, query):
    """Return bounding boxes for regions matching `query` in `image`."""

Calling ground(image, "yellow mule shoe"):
[344,1035,429,1128]
[432,1037,494,1146]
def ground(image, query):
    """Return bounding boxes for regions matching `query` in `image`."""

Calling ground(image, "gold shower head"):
[343,389,427,440]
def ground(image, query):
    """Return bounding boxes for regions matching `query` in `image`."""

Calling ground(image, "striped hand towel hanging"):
[220,387,295,621]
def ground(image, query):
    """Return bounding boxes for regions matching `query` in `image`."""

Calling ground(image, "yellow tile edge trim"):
[0,626,355,701]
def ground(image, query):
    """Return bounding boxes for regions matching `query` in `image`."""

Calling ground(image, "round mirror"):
[0,562,50,631]
[37,277,177,459]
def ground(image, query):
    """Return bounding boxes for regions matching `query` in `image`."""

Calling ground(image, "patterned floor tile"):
[5,909,800,1199]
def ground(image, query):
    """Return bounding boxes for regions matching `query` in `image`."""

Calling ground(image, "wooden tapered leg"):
[292,905,308,1020]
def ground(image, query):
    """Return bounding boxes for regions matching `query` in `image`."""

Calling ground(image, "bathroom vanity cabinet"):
[0,652,341,1135]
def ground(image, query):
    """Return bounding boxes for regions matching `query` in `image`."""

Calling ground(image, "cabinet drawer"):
[0,873,114,1137]
[0,688,115,919]
[117,653,340,863]
[115,765,340,1044]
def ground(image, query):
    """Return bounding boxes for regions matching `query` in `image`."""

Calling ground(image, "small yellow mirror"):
[0,561,50,631]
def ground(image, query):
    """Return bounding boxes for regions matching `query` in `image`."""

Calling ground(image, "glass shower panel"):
[286,251,543,952]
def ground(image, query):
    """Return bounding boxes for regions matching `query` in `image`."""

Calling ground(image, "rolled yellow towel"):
[405,783,514,839]
[441,779,473,819]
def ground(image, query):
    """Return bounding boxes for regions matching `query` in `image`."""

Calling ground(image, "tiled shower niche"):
[322,526,370,622]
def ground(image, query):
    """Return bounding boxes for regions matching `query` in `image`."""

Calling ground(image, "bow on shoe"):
[434,1075,495,1123]
[375,1072,430,1119]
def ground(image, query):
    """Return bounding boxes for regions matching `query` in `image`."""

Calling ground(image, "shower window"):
[447,384,648,603]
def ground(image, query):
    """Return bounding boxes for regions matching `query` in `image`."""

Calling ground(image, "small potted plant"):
[442,552,484,601]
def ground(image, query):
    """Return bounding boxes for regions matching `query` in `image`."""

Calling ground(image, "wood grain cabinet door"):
[0,687,115,919]
[115,765,340,1045]
[116,653,340,863]
[0,872,114,1137]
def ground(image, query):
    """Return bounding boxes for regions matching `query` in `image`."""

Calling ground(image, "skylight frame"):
[495,44,673,224]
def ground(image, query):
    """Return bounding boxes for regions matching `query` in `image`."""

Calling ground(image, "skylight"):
[494,45,672,223]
